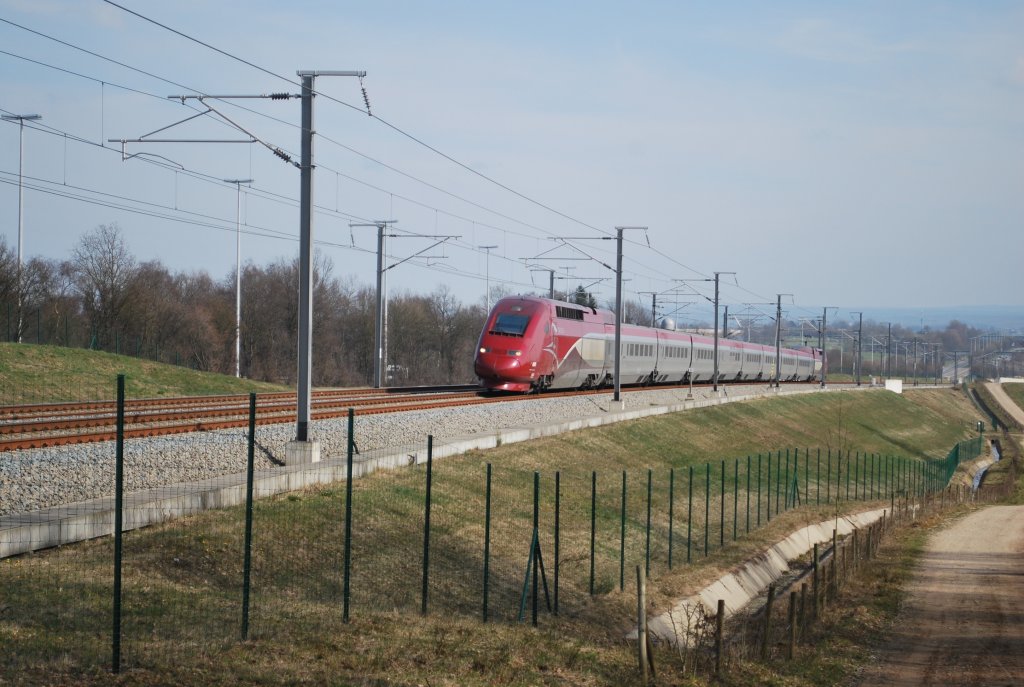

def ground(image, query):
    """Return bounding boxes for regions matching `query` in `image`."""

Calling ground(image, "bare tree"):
[425,285,481,383]
[0,237,15,313]
[70,224,139,349]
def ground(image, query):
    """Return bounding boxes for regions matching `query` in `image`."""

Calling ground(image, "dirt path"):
[982,381,1024,427]
[857,505,1024,687]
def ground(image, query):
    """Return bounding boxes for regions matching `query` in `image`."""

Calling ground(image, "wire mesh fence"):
[0,380,994,678]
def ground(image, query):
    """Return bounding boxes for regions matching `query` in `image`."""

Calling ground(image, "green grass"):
[974,382,1024,432]
[0,387,995,685]
[1003,383,1024,416]
[0,342,288,404]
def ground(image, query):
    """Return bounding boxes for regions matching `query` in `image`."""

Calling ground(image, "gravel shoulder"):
[857,505,1024,687]
[0,383,790,516]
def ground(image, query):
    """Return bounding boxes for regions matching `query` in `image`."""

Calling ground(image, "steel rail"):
[0,381,841,453]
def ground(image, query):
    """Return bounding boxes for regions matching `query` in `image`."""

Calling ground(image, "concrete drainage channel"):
[638,507,890,645]
[973,440,1001,489]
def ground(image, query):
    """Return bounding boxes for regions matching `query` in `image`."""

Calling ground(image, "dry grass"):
[0,387,992,685]
[1002,383,1024,416]
[0,342,287,405]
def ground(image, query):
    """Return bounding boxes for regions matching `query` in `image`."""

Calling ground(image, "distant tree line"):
[0,224,486,386]
[0,224,996,387]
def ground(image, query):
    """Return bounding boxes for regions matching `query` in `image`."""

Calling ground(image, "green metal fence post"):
[483,463,492,621]
[112,374,125,674]
[687,466,693,564]
[805,448,810,504]
[554,471,560,615]
[784,449,790,510]
[855,451,860,500]
[589,471,596,594]
[826,449,832,504]
[836,451,843,504]
[620,470,626,591]
[421,436,433,616]
[719,460,725,547]
[343,409,354,623]
[775,450,782,515]
[733,458,738,541]
[845,451,851,501]
[704,462,711,556]
[757,454,762,527]
[870,453,875,499]
[816,448,821,505]
[880,456,888,499]
[645,469,652,578]
[533,471,540,626]
[766,452,772,522]
[668,468,675,569]
[746,455,751,534]
[241,393,256,640]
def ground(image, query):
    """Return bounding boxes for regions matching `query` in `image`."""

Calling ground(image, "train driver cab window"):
[491,313,530,336]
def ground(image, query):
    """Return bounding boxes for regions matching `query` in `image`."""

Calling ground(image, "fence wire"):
[0,386,995,678]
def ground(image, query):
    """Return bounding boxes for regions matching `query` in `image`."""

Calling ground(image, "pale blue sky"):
[1,1,1022,328]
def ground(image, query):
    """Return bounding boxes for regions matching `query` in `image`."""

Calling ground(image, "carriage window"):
[491,314,530,336]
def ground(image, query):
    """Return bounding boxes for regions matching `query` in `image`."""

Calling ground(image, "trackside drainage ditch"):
[975,440,1001,489]
[638,507,888,646]
[626,441,1018,681]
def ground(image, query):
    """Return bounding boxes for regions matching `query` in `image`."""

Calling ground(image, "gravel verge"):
[1,383,819,517]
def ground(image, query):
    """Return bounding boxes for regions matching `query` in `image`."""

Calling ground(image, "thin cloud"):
[779,18,920,64]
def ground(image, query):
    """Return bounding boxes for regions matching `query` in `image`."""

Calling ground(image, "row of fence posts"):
[664,513,895,679]
[102,379,991,675]
[4,304,167,357]
[656,455,1011,681]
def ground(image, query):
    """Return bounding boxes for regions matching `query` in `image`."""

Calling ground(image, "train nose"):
[475,348,528,380]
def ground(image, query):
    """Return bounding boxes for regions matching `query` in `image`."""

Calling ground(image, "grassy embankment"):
[0,353,1002,685]
[1002,382,1024,417]
[980,382,1024,504]
[0,342,288,404]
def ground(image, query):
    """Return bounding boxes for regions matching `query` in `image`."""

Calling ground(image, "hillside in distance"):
[862,305,1024,332]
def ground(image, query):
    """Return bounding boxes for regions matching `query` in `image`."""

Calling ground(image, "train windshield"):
[490,313,530,336]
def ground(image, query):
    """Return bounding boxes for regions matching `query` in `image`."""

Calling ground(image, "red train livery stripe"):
[474,296,822,392]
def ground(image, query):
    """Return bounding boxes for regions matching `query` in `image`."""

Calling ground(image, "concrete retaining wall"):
[643,507,889,644]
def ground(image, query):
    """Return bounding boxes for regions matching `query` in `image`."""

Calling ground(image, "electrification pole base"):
[608,400,626,412]
[285,440,321,465]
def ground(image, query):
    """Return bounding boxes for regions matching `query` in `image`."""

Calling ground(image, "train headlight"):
[509,350,522,357]
[479,347,490,354]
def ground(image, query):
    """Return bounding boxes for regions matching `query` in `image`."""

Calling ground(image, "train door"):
[602,323,616,386]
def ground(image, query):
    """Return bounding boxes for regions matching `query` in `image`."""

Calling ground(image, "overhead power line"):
[5,10,802,308]
[100,0,610,238]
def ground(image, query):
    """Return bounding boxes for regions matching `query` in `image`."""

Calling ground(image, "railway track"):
[0,385,485,452]
[0,381,836,452]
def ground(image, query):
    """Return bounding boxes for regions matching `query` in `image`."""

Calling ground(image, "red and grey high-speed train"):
[474,295,823,392]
